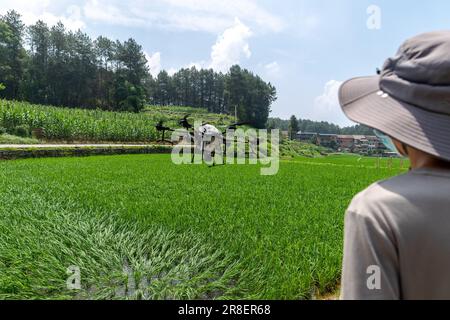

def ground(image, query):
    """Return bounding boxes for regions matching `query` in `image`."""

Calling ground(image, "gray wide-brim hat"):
[339,31,450,161]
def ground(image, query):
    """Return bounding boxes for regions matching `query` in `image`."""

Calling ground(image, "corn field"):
[0,100,158,142]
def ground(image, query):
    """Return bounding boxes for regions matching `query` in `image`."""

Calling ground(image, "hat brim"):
[339,75,450,161]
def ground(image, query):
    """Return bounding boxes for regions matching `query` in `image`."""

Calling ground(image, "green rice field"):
[0,154,407,300]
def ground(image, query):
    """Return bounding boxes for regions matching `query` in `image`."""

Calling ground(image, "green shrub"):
[31,128,45,139]
[0,126,6,135]
[0,133,39,144]
[13,125,31,137]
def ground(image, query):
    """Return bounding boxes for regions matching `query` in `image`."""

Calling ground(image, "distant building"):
[366,135,384,150]
[297,132,318,143]
[337,135,355,149]
[318,134,338,148]
[353,135,367,142]
[296,131,385,155]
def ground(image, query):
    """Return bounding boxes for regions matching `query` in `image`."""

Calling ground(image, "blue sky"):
[2,0,450,126]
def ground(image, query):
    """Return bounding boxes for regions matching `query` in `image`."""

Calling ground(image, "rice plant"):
[0,154,404,299]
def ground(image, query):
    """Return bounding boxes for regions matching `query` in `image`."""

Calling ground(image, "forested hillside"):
[0,10,276,128]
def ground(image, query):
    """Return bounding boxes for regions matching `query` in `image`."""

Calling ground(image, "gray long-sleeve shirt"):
[341,168,450,300]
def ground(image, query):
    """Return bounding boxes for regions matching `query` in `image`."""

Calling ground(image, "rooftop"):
[297,132,318,135]
[297,132,381,141]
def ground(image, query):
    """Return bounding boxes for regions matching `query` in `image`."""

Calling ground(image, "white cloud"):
[83,0,144,27]
[0,1,85,30]
[163,61,206,76]
[209,18,252,72]
[187,61,206,70]
[264,61,281,78]
[145,52,161,77]
[161,0,284,33]
[166,19,253,74]
[313,80,355,127]
[83,0,283,34]
[315,80,342,112]
[167,68,178,76]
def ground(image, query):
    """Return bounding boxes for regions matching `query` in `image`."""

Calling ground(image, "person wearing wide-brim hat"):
[339,31,450,300]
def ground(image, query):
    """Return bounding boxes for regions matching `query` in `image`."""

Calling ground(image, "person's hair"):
[433,156,450,168]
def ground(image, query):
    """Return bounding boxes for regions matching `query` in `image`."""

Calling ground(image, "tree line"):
[268,116,374,139]
[0,10,277,128]
[150,65,277,128]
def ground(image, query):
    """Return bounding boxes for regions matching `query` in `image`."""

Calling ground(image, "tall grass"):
[0,134,39,145]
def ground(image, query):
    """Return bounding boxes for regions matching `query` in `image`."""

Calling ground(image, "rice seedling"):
[0,154,404,299]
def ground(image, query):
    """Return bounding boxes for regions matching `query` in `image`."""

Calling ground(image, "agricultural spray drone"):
[155,115,253,164]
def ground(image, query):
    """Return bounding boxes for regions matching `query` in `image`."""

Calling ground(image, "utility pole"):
[235,105,238,123]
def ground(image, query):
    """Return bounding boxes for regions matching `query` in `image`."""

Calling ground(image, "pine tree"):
[0,10,26,99]
[288,115,299,140]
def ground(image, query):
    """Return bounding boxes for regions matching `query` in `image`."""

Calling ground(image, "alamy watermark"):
[170,121,280,176]
[367,265,381,290]
[66,263,150,299]
[66,265,81,290]
[367,5,382,30]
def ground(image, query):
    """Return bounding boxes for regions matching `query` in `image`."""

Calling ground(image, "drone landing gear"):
[157,130,174,145]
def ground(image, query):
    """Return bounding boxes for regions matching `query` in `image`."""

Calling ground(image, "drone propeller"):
[226,122,249,130]
[179,114,191,123]
[155,120,174,132]
[179,114,193,129]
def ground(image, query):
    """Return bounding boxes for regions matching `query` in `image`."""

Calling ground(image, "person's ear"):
[393,139,409,157]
